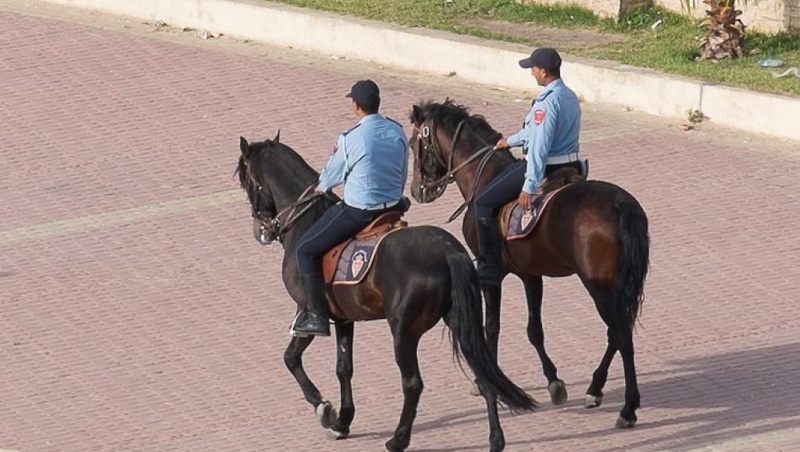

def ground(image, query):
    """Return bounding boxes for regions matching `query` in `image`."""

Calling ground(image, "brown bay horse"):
[408,100,650,429]
[237,134,537,452]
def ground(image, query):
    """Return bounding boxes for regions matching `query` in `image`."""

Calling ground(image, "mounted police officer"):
[474,48,583,287]
[293,79,409,337]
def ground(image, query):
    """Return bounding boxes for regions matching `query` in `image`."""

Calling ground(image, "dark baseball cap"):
[518,48,562,71]
[345,79,380,105]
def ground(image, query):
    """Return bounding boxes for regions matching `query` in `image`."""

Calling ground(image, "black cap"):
[518,48,562,71]
[345,79,380,106]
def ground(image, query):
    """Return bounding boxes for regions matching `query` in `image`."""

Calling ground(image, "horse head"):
[408,100,453,204]
[236,131,328,246]
[237,132,283,245]
[408,99,505,206]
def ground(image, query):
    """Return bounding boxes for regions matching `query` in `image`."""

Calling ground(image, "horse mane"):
[236,137,319,193]
[411,99,503,146]
[236,152,252,191]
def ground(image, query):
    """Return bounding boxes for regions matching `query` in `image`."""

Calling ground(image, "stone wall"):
[787,0,800,29]
[516,0,795,33]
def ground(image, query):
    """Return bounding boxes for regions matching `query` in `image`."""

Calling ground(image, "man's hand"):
[494,138,508,150]
[518,191,533,211]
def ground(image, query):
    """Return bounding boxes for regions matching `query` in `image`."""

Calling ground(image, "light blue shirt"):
[506,78,581,194]
[318,114,409,209]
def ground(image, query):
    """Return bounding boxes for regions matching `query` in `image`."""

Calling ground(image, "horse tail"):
[444,253,538,412]
[614,197,650,327]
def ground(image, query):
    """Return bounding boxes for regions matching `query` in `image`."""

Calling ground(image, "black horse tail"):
[444,253,538,412]
[614,198,650,327]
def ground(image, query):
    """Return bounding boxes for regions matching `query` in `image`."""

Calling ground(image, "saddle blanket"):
[329,228,402,285]
[506,188,563,240]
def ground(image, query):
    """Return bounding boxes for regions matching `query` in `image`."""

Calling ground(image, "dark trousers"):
[296,202,399,275]
[473,158,580,218]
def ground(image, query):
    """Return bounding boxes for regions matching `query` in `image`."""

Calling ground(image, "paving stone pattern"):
[1,3,799,451]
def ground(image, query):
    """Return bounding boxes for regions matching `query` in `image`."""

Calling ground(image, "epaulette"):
[534,89,554,104]
[385,116,402,127]
[341,123,362,137]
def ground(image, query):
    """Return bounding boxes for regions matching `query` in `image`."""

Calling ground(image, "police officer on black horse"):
[293,79,409,337]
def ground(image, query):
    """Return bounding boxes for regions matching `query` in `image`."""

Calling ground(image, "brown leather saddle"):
[499,167,583,240]
[322,211,408,285]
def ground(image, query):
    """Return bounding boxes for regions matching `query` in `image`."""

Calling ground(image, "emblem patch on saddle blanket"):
[329,229,403,285]
[505,188,564,241]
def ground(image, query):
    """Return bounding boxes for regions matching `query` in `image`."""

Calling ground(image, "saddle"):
[322,211,408,285]
[500,167,583,241]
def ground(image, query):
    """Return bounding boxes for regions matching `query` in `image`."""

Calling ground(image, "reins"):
[417,118,498,223]
[254,182,335,243]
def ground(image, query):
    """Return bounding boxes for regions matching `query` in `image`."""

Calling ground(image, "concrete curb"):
[43,0,800,141]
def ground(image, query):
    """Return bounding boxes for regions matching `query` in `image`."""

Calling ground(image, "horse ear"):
[273,129,281,143]
[239,136,249,155]
[411,105,423,125]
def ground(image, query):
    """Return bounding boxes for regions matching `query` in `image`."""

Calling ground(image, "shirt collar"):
[535,78,563,101]
[358,113,383,125]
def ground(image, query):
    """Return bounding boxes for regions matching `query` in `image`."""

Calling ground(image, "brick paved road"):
[1,2,799,451]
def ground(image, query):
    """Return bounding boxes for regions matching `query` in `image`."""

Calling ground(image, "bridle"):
[413,118,497,222]
[249,182,331,244]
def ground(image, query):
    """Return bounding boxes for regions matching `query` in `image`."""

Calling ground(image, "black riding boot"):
[293,273,331,337]
[476,217,503,286]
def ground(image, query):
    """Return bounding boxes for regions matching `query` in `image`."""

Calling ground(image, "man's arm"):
[317,134,348,192]
[506,107,534,148]
[522,103,557,194]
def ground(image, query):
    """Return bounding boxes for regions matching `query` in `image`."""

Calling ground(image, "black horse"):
[408,100,650,429]
[236,133,537,452]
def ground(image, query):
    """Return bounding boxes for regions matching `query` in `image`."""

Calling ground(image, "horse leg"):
[384,334,423,452]
[327,321,355,440]
[472,284,507,448]
[522,276,567,405]
[283,335,335,429]
[469,284,503,397]
[480,385,505,452]
[614,321,640,428]
[585,326,616,409]
[482,284,502,363]
[584,283,640,427]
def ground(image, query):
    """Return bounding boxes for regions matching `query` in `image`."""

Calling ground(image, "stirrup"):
[289,311,331,337]
[289,311,313,337]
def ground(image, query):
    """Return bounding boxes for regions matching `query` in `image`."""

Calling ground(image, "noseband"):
[250,183,328,244]
[414,120,463,200]
[414,118,497,222]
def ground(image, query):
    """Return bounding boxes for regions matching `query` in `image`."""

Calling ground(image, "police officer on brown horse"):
[474,48,583,286]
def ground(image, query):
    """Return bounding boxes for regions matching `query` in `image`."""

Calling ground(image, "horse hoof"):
[584,394,604,409]
[384,439,406,452]
[468,379,481,397]
[615,415,636,429]
[489,435,506,452]
[315,401,337,429]
[548,380,568,405]
[326,428,349,440]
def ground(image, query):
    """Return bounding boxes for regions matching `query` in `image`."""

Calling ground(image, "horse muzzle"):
[252,217,276,245]
[412,183,443,204]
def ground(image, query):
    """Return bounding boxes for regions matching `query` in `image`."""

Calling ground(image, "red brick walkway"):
[1,2,799,451]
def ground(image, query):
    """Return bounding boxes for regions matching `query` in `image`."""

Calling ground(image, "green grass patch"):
[269,0,800,96]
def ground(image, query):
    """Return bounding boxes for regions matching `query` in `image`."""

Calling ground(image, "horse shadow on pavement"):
[534,341,800,451]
